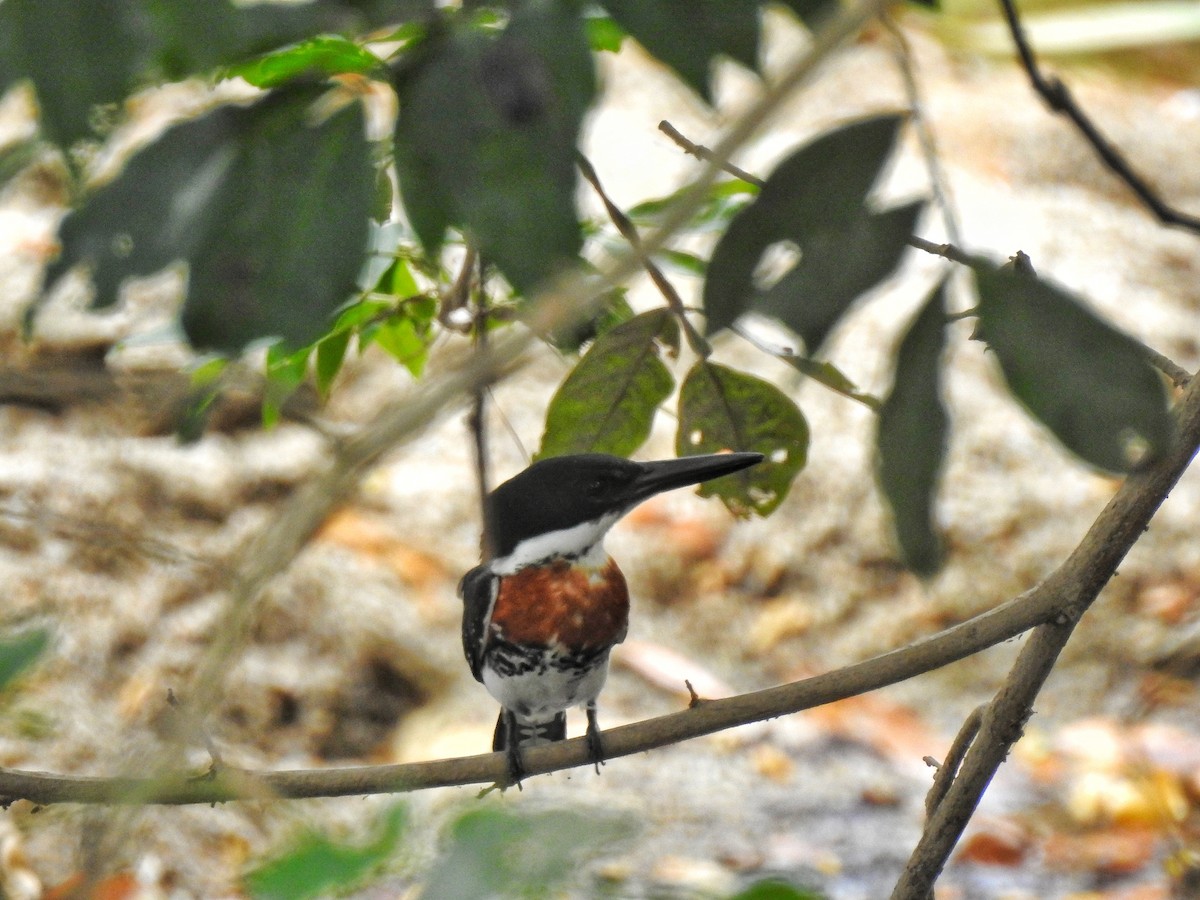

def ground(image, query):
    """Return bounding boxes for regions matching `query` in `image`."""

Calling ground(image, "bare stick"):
[925,705,983,818]
[577,153,710,357]
[658,119,976,265]
[997,0,1200,235]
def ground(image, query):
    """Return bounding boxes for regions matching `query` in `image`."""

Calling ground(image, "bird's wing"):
[458,564,498,683]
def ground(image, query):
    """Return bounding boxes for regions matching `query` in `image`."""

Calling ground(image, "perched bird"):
[459,451,763,784]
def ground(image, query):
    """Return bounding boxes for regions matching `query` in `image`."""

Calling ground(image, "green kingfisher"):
[459,451,763,784]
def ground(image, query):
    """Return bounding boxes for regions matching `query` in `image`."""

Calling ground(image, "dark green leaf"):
[776,0,839,28]
[0,0,147,146]
[676,362,807,516]
[245,804,406,900]
[394,4,595,293]
[418,806,632,900]
[226,36,385,88]
[703,114,912,345]
[973,259,1172,472]
[0,629,50,693]
[0,0,429,147]
[41,88,375,353]
[877,280,949,575]
[599,0,759,101]
[538,309,678,459]
[146,1,429,81]
[753,201,923,352]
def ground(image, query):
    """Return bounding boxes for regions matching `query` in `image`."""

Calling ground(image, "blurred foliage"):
[244,803,632,899]
[0,0,1176,568]
[0,628,50,693]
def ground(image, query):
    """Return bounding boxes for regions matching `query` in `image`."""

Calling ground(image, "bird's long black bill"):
[629,451,763,505]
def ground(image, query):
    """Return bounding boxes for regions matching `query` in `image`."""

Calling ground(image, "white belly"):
[482,656,610,721]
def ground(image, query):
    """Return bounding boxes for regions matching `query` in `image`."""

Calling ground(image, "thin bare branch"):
[3,364,1196,807]
[997,0,1200,235]
[925,705,983,818]
[577,152,710,357]
[892,363,1200,898]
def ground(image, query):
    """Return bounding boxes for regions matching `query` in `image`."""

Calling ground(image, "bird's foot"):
[505,739,526,791]
[585,705,606,776]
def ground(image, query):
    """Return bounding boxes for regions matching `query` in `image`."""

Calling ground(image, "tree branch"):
[892,364,1200,898]
[997,0,1200,236]
[5,364,1197,807]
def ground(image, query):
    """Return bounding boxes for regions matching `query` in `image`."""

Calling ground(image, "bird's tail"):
[493,710,567,751]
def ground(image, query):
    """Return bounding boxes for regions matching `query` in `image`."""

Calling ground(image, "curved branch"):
[892,366,1200,898]
[5,367,1197,807]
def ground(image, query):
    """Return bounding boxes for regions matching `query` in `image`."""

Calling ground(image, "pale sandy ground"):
[0,10,1197,899]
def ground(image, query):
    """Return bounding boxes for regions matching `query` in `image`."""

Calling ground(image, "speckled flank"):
[490,558,629,650]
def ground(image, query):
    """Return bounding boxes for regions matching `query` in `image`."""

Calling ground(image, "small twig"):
[658,121,766,188]
[166,689,224,773]
[997,0,1200,236]
[879,13,962,247]
[577,153,711,358]
[439,245,478,331]
[684,679,705,709]
[658,120,974,266]
[924,705,984,818]
[468,250,494,560]
[1144,347,1193,389]
[731,322,882,411]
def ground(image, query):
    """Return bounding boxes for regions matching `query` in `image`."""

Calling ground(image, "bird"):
[458,450,764,785]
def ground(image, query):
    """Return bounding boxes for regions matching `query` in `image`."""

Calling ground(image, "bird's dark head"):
[484,451,763,570]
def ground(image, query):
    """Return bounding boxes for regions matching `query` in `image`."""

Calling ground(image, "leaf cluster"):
[0,0,1175,570]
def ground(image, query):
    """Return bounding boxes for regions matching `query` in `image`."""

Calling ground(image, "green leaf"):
[41,87,375,353]
[727,878,825,900]
[224,36,386,88]
[877,280,949,576]
[972,259,1172,472]
[599,0,760,101]
[655,249,708,278]
[245,804,407,900]
[0,629,50,693]
[538,309,679,459]
[315,329,352,397]
[0,0,430,147]
[393,4,595,293]
[786,355,881,410]
[627,177,758,227]
[586,14,626,53]
[676,362,807,516]
[371,314,429,377]
[418,806,632,900]
[703,114,914,347]
[264,342,311,428]
[753,201,923,353]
